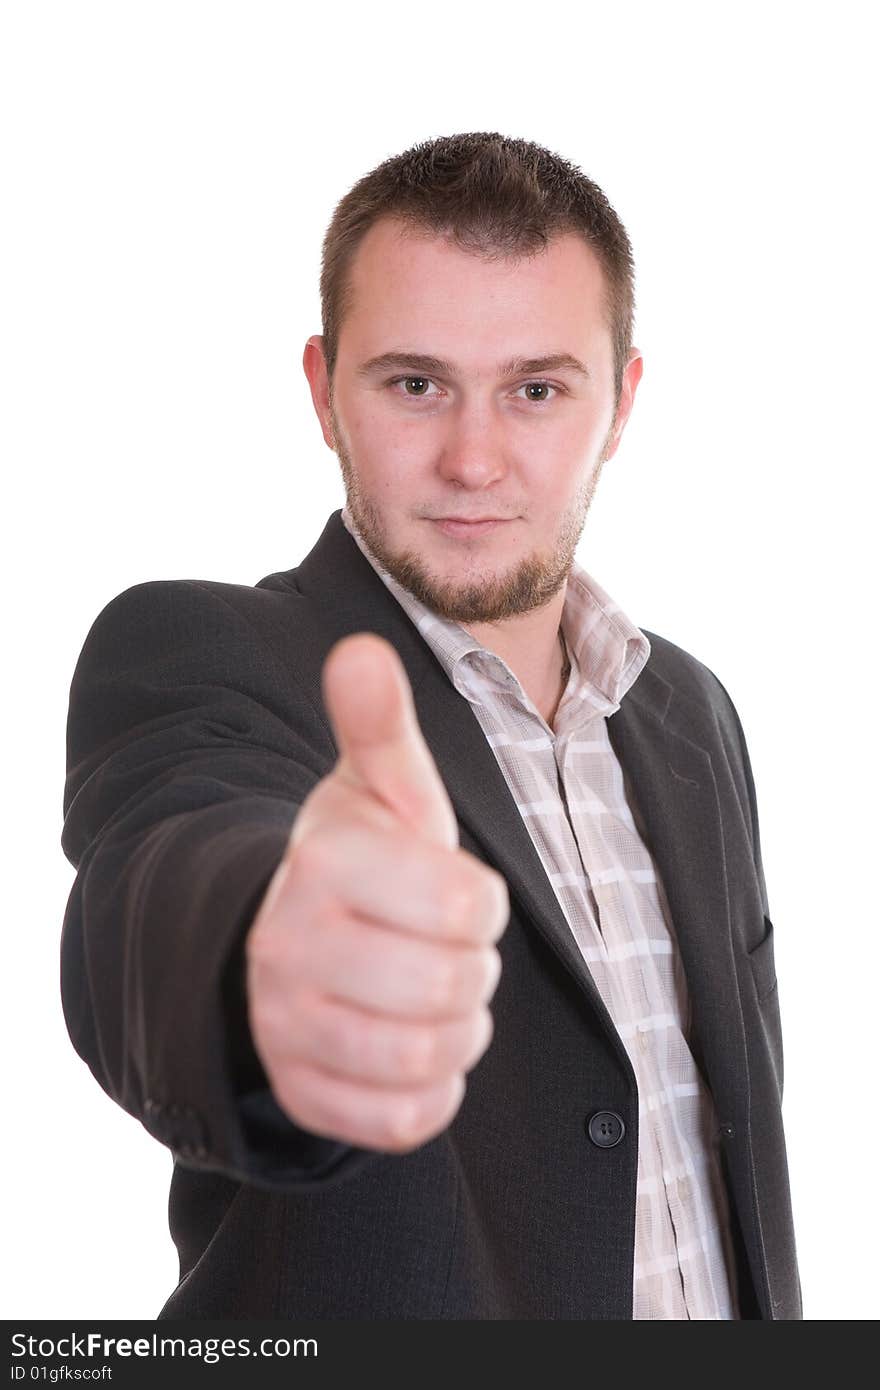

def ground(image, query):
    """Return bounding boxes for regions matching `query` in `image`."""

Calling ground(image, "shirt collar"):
[340,503,650,726]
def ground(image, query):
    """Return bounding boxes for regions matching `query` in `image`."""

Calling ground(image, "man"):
[60,131,801,1319]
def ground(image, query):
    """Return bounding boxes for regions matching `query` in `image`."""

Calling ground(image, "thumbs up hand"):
[245,633,510,1154]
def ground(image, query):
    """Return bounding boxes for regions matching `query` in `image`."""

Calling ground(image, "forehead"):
[340,216,609,360]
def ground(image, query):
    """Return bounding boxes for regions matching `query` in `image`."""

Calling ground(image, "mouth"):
[429,517,514,539]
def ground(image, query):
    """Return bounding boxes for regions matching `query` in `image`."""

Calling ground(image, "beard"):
[329,400,614,625]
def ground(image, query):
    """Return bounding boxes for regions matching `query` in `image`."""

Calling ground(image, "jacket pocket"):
[747,914,778,1002]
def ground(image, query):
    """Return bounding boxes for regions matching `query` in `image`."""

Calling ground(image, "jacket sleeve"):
[60,577,377,1192]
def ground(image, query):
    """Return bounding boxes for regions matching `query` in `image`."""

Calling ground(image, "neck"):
[460,585,570,727]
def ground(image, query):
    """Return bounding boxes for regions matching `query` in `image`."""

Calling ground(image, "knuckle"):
[465,1007,494,1066]
[456,853,509,930]
[440,876,476,931]
[472,870,507,939]
[442,865,508,940]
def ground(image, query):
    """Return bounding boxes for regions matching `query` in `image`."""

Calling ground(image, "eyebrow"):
[355,350,591,382]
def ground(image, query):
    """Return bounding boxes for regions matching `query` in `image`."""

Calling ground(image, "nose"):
[435,400,510,489]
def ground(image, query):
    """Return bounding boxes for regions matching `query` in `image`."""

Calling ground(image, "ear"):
[602,349,644,462]
[302,335,336,449]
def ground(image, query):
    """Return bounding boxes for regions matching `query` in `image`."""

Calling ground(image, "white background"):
[2,0,876,1321]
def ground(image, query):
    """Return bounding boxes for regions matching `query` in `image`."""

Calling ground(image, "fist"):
[245,632,510,1153]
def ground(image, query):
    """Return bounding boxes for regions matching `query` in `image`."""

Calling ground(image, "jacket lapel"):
[606,677,751,1124]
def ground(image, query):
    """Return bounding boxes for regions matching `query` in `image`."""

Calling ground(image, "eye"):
[515,381,562,404]
[388,375,440,398]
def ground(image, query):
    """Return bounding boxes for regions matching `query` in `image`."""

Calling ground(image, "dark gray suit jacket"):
[60,508,802,1318]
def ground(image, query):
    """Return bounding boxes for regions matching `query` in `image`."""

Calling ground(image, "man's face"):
[304,216,642,624]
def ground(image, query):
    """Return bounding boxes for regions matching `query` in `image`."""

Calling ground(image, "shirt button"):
[638,1028,649,1053]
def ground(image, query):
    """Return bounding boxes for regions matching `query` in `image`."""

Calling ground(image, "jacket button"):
[587,1110,625,1147]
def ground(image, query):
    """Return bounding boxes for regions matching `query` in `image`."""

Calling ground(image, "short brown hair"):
[319,130,636,409]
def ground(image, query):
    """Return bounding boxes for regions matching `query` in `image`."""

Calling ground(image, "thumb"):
[321,632,459,850]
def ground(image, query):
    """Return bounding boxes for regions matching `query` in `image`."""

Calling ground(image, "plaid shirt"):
[341,504,741,1319]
